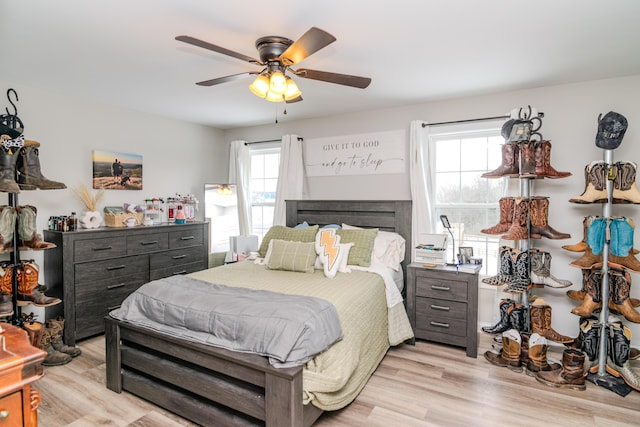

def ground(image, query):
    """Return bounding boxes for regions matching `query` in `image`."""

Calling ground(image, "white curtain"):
[228,140,252,235]
[273,134,306,226]
[409,120,435,260]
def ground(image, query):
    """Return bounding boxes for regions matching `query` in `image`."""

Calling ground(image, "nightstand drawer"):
[415,314,467,338]
[416,297,467,321]
[415,275,468,301]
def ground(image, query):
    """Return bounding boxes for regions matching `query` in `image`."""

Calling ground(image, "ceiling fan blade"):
[286,95,303,103]
[279,27,336,66]
[176,35,262,65]
[295,69,371,89]
[196,72,259,87]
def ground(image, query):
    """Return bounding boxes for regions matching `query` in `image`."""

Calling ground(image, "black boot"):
[606,318,640,391]
[482,299,516,334]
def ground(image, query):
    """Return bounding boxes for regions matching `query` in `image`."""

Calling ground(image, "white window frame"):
[248,143,281,240]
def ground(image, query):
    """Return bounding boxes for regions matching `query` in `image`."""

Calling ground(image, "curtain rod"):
[245,136,303,145]
[421,112,545,128]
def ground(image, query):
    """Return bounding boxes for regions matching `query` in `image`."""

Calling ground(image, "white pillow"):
[315,229,352,278]
[341,224,405,271]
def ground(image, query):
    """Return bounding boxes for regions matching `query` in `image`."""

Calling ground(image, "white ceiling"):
[2,0,640,130]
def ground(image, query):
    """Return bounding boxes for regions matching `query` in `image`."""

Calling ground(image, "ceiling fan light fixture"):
[249,74,270,98]
[283,77,301,101]
[264,90,285,102]
[268,71,287,95]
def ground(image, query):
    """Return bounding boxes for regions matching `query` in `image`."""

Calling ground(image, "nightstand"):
[406,263,478,357]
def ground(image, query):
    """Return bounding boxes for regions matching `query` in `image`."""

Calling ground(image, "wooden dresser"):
[0,323,46,427]
[406,263,478,357]
[43,222,209,345]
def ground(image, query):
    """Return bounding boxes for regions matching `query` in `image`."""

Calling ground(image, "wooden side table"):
[0,323,46,426]
[406,263,479,357]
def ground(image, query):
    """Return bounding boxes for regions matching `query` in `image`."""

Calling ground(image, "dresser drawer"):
[150,261,206,280]
[416,297,468,321]
[169,226,204,249]
[127,232,169,255]
[75,255,149,283]
[149,246,205,270]
[74,237,126,262]
[415,274,468,301]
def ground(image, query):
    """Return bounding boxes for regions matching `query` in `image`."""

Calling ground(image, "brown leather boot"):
[525,333,561,377]
[481,197,514,235]
[562,216,590,252]
[570,245,603,269]
[0,146,21,193]
[0,292,13,317]
[39,328,72,366]
[531,298,574,344]
[569,161,608,204]
[518,141,537,178]
[571,266,602,317]
[530,196,571,240]
[484,329,522,372]
[47,317,81,357]
[22,321,45,348]
[502,198,532,240]
[534,140,571,179]
[482,142,519,178]
[16,140,67,190]
[612,161,640,204]
[608,265,640,323]
[606,319,640,391]
[536,349,586,390]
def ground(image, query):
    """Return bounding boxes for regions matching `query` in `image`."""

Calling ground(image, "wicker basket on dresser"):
[43,221,209,345]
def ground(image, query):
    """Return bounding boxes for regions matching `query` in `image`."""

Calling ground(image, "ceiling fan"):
[175,27,371,103]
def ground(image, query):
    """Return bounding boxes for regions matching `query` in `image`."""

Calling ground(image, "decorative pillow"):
[335,228,378,267]
[342,224,405,271]
[316,228,354,278]
[265,239,316,273]
[258,225,319,258]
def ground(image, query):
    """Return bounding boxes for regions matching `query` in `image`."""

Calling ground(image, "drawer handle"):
[107,283,126,290]
[106,265,126,271]
[172,270,188,275]
[180,236,195,240]
[140,240,159,246]
[172,254,186,260]
[107,304,121,311]
[431,285,450,291]
[0,409,9,419]
[93,246,113,251]
[430,304,450,311]
[430,321,450,328]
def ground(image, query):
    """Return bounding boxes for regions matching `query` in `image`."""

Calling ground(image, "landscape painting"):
[92,150,143,190]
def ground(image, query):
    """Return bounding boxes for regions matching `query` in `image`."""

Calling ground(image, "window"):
[249,145,280,239]
[427,124,504,275]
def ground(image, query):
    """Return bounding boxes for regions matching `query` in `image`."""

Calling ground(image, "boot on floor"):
[47,317,81,357]
[525,333,561,377]
[536,349,586,390]
[484,329,523,373]
[39,327,72,366]
[22,320,45,349]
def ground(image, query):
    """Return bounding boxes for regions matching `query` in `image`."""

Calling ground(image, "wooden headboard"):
[285,200,413,281]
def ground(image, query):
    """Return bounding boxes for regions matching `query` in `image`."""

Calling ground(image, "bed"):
[105,200,413,427]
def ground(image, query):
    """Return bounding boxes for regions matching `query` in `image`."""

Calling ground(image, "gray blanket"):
[109,275,343,367]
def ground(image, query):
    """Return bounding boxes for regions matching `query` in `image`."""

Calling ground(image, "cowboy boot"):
[608,217,640,273]
[579,317,601,374]
[567,269,591,302]
[569,161,608,204]
[16,205,56,250]
[0,206,16,252]
[502,198,532,241]
[482,298,517,334]
[482,142,519,178]
[529,248,572,288]
[0,292,13,317]
[503,249,531,294]
[518,141,537,178]
[525,333,561,377]
[536,348,586,390]
[0,263,12,296]
[39,327,72,366]
[484,329,523,372]
[47,317,81,357]
[606,319,640,391]
[16,140,66,190]
[507,305,527,332]
[562,217,590,252]
[571,266,602,317]
[534,140,571,179]
[481,197,514,235]
[608,265,640,323]
[570,217,606,269]
[531,298,573,344]
[17,261,39,296]
[0,146,21,193]
[530,196,571,240]
[22,321,45,349]
[612,161,640,204]
[482,246,514,286]
[519,331,531,368]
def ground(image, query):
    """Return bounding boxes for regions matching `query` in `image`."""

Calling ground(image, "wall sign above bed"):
[305,130,406,176]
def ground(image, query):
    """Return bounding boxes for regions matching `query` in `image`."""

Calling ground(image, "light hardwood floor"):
[36,333,640,427]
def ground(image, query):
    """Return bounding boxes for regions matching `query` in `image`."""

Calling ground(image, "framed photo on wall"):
[92,150,143,190]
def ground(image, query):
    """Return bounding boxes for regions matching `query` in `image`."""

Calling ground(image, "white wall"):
[0,81,228,317]
[224,74,640,341]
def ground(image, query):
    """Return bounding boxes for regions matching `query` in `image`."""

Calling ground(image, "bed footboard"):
[105,317,323,427]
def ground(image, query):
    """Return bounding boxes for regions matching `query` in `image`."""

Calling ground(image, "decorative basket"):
[104,212,144,228]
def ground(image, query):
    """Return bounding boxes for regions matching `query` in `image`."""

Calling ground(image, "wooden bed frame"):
[105,200,412,427]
